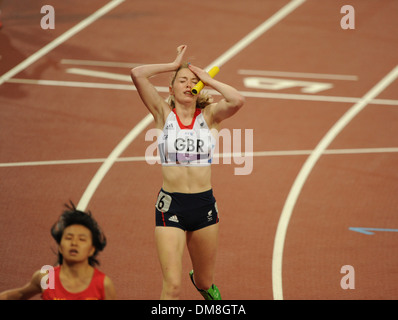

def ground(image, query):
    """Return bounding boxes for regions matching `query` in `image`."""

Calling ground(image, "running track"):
[0,0,397,300]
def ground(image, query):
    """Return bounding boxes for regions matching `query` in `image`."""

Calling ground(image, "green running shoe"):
[189,270,221,300]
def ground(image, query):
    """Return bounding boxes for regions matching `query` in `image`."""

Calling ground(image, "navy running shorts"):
[155,188,219,231]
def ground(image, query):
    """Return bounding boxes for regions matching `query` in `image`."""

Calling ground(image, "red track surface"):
[1,0,397,300]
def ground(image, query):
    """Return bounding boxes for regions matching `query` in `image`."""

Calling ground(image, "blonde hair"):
[167,62,213,109]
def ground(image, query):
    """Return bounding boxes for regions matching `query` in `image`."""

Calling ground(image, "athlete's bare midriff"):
[161,165,212,193]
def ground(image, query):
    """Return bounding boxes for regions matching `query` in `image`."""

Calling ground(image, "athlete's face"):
[59,224,95,264]
[170,68,199,105]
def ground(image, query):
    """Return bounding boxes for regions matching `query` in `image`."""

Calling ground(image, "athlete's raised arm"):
[187,64,245,125]
[131,45,187,126]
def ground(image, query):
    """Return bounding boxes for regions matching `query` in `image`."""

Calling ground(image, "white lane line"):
[238,70,359,81]
[6,78,146,91]
[0,158,106,168]
[207,0,306,68]
[322,148,398,155]
[2,147,398,168]
[66,68,132,82]
[7,78,398,106]
[61,59,142,68]
[73,0,307,210]
[0,0,125,86]
[271,65,398,300]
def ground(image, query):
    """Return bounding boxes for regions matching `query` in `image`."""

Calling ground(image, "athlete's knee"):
[162,278,182,299]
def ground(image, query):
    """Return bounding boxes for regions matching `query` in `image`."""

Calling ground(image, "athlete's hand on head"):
[188,64,212,85]
[173,45,187,68]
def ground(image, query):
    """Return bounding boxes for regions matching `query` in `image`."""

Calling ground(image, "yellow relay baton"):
[191,66,220,95]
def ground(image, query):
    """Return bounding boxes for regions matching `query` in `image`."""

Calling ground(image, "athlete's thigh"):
[186,224,219,285]
[155,226,186,280]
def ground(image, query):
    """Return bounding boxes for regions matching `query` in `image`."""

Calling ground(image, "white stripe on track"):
[2,147,398,168]
[272,65,398,300]
[238,69,358,81]
[7,78,398,106]
[61,59,141,68]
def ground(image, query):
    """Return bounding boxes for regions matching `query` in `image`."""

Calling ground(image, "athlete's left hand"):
[188,64,213,85]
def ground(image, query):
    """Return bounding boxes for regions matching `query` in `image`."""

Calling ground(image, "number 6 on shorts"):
[156,191,172,212]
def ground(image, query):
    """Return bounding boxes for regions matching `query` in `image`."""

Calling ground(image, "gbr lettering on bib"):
[163,128,215,165]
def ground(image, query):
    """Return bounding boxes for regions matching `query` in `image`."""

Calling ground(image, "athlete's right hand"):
[173,45,187,68]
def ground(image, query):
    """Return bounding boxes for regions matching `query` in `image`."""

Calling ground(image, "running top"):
[158,109,216,166]
[41,266,106,300]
